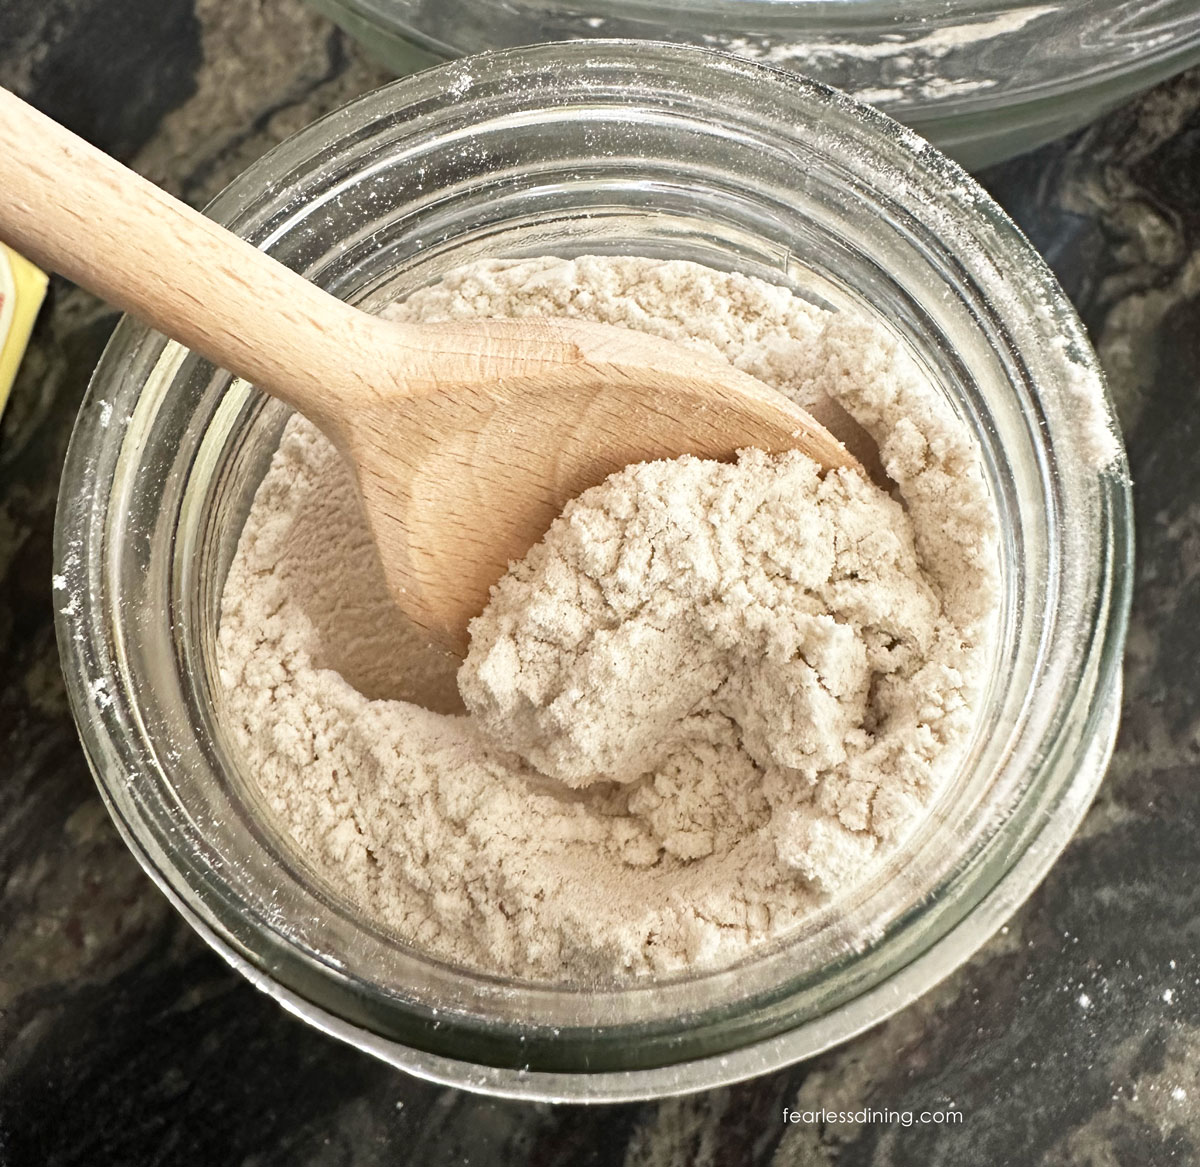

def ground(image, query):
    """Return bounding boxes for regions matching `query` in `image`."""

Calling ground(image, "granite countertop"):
[1,2,1197,1164]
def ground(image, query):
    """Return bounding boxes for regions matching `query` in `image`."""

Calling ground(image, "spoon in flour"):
[0,87,861,653]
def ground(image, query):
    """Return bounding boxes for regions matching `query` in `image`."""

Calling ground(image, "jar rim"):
[54,41,1133,1100]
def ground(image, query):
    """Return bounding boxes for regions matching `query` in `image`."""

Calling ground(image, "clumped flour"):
[217,256,999,981]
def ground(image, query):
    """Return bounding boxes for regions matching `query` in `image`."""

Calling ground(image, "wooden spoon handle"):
[0,86,375,416]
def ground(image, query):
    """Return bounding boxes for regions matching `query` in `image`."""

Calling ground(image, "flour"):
[216,255,1000,981]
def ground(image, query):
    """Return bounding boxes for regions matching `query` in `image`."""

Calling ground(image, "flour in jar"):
[216,255,1000,980]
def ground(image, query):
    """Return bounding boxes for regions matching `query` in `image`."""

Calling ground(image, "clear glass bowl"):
[54,42,1132,1101]
[305,0,1200,168]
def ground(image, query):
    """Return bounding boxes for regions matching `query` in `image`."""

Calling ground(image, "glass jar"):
[305,0,1200,168]
[55,42,1132,1102]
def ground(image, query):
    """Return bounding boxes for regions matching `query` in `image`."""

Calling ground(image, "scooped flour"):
[216,255,1000,980]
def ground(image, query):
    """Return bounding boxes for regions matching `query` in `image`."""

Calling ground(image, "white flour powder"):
[216,256,1000,981]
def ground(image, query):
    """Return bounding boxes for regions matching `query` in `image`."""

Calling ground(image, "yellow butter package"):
[0,242,48,419]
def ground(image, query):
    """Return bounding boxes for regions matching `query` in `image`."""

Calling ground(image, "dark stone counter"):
[1,3,1197,1163]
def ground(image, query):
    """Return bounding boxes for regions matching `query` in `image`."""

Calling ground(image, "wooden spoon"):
[0,87,860,653]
